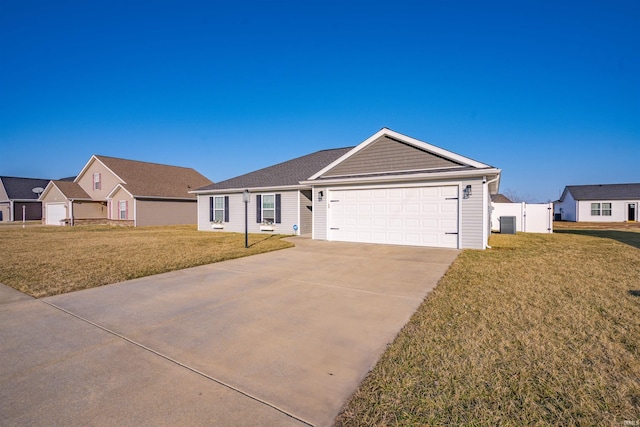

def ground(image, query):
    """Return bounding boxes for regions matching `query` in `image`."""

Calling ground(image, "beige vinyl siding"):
[72,201,107,219]
[460,179,484,249]
[197,190,299,235]
[0,182,8,200]
[109,187,134,221]
[136,200,197,226]
[76,159,122,200]
[299,190,312,234]
[322,136,460,177]
[0,203,9,222]
[312,187,328,240]
[40,185,67,224]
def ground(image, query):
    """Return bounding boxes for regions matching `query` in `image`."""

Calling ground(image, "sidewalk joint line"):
[42,300,314,427]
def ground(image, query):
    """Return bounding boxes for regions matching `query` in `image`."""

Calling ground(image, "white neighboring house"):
[554,183,640,222]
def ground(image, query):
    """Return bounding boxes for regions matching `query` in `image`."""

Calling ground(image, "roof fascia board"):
[133,196,197,201]
[106,183,133,199]
[38,181,58,201]
[308,128,490,181]
[191,184,308,195]
[75,155,127,185]
[301,168,501,186]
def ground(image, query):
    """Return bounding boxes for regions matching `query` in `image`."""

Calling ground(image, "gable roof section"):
[40,180,92,200]
[194,147,353,192]
[91,155,213,199]
[563,183,640,201]
[491,194,513,203]
[309,128,494,181]
[0,176,51,200]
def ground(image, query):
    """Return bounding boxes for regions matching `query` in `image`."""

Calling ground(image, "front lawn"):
[336,230,640,425]
[0,225,293,298]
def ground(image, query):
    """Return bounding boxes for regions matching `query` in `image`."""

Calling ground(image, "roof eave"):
[301,168,501,186]
[192,184,309,195]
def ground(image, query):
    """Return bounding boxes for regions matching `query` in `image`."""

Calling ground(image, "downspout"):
[483,176,500,249]
[10,200,14,222]
[69,199,74,226]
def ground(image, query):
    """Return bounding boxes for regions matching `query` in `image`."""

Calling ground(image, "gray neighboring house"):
[0,176,51,222]
[193,128,501,249]
[554,183,640,222]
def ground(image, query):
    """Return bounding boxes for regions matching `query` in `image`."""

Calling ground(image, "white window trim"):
[591,202,601,216]
[602,202,612,216]
[261,193,276,224]
[93,173,101,190]
[119,201,127,220]
[213,196,225,222]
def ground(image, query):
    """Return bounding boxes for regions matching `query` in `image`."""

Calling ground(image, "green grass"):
[336,230,640,426]
[0,225,293,298]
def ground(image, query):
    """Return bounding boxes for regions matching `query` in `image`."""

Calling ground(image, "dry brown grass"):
[336,231,640,426]
[0,225,293,298]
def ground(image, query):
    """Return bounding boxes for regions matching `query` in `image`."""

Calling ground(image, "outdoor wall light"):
[463,185,472,199]
[318,191,324,202]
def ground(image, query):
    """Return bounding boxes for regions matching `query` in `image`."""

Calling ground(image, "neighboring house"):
[491,194,513,203]
[0,176,51,222]
[193,128,501,249]
[40,155,212,226]
[554,183,640,222]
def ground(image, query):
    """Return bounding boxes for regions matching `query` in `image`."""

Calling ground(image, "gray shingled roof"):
[195,147,353,192]
[95,155,213,199]
[0,176,51,200]
[565,183,640,200]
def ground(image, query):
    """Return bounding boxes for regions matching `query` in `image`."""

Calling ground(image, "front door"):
[628,203,637,221]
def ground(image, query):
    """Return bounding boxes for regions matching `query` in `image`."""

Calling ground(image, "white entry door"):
[328,186,459,248]
[46,203,66,226]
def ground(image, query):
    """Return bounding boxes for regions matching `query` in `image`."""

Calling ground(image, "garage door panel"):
[46,204,66,226]
[328,186,459,248]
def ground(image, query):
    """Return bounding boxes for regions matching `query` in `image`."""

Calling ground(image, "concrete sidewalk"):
[0,283,33,305]
[0,238,459,426]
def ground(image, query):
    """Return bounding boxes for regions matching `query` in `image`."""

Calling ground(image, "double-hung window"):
[591,202,612,216]
[213,196,224,222]
[93,173,101,190]
[119,201,127,220]
[262,194,275,224]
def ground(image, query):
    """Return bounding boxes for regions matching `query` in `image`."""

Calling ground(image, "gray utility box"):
[500,216,517,234]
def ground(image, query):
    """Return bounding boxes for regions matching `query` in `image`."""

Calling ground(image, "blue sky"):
[1,0,638,202]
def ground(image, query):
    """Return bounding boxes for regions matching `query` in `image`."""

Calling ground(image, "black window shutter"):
[256,195,262,223]
[209,197,214,222]
[275,194,281,224]
[224,196,229,222]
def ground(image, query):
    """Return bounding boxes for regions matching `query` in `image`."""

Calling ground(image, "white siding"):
[460,179,484,249]
[554,192,576,221]
[312,187,328,240]
[197,190,299,235]
[576,199,639,222]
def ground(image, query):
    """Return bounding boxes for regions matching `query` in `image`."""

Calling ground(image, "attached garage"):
[328,186,459,248]
[45,203,66,225]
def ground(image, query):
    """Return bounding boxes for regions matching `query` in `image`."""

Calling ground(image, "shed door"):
[46,203,66,226]
[328,186,459,248]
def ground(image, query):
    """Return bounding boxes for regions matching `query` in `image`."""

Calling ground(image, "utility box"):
[500,216,516,234]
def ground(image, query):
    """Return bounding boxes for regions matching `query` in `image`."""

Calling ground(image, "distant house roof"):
[0,176,51,200]
[562,183,640,201]
[491,194,513,203]
[92,155,213,199]
[50,180,92,199]
[194,147,354,192]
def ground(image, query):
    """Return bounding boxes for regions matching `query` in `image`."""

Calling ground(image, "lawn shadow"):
[248,234,288,248]
[555,229,640,250]
[629,290,640,297]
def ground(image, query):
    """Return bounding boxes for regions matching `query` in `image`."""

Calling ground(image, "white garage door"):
[46,203,66,226]
[328,186,459,248]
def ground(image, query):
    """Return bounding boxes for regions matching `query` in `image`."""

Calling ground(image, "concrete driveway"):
[0,238,458,426]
